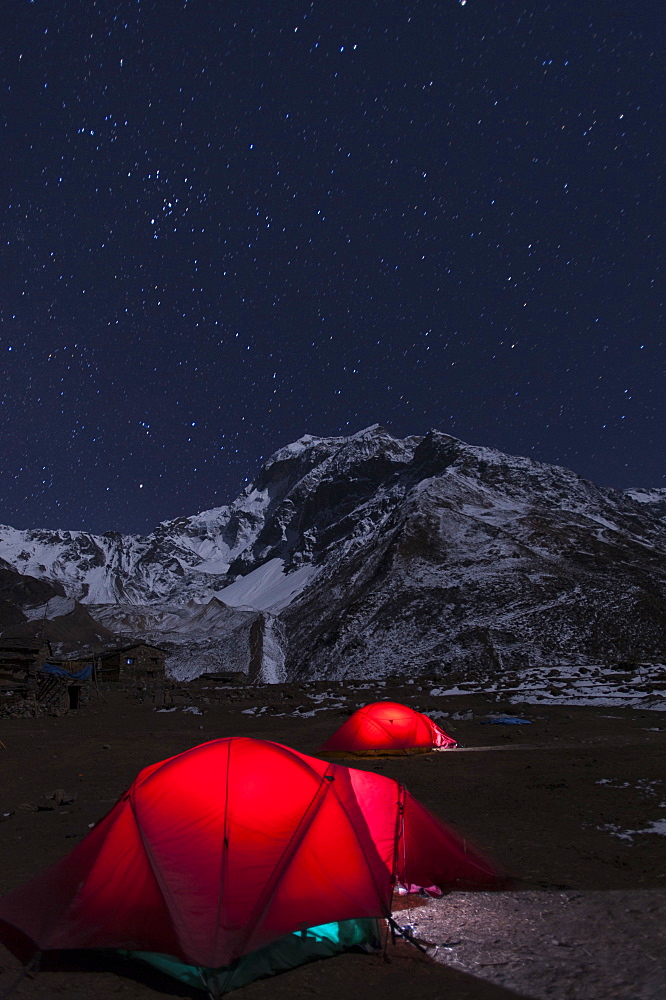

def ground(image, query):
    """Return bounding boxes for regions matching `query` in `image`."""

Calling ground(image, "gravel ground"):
[402,889,666,1000]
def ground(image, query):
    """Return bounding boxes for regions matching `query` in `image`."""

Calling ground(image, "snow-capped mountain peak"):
[1,427,664,682]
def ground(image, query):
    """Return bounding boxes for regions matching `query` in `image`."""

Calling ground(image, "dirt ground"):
[1,685,665,999]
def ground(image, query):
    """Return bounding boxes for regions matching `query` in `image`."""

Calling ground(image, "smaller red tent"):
[319,700,457,755]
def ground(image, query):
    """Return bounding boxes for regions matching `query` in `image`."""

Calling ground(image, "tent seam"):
[126,787,196,961]
[233,766,336,960]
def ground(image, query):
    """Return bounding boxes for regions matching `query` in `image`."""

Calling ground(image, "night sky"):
[2,1,663,535]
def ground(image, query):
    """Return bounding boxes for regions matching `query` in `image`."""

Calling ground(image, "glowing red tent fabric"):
[319,701,457,754]
[0,738,496,970]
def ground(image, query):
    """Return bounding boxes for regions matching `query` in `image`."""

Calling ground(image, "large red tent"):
[0,738,497,991]
[319,700,457,755]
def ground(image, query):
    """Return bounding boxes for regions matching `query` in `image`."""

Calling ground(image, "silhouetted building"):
[0,638,51,685]
[96,643,167,683]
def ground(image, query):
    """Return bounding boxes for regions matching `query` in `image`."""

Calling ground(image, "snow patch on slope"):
[254,614,287,683]
[215,559,317,611]
[23,596,77,620]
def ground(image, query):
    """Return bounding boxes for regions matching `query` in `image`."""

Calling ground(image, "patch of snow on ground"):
[423,664,665,711]
[509,694,666,710]
[596,779,663,795]
[600,820,666,841]
[272,701,348,718]
[429,686,470,697]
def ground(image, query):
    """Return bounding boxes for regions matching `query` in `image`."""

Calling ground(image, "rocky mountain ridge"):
[0,425,664,681]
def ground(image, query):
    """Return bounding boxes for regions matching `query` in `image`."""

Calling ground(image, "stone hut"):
[96,643,167,684]
[0,639,90,715]
[0,639,52,702]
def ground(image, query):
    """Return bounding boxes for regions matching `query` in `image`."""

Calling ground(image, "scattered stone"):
[43,788,77,807]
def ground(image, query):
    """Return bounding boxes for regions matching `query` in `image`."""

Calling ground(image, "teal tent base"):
[118,918,381,995]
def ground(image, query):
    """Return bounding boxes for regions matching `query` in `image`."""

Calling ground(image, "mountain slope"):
[282,437,666,678]
[0,426,417,605]
[0,426,664,680]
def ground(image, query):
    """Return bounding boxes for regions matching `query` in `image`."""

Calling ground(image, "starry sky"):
[2,1,663,535]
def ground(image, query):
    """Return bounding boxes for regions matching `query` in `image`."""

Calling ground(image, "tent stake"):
[0,951,41,999]
[197,966,219,999]
[387,917,429,955]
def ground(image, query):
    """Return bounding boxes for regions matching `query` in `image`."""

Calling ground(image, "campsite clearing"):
[1,683,664,999]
